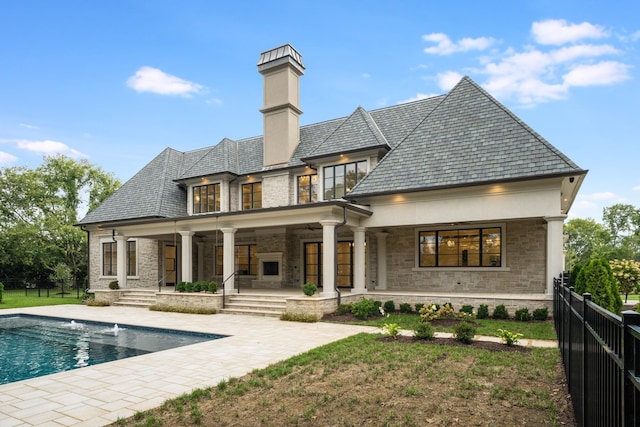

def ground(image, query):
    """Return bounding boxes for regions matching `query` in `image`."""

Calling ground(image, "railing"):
[554,274,640,426]
[221,271,239,309]
[1,277,82,299]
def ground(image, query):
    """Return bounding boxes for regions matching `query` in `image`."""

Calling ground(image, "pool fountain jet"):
[113,324,119,336]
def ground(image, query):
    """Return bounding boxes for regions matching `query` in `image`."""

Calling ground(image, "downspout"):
[334,205,348,306]
[81,225,90,294]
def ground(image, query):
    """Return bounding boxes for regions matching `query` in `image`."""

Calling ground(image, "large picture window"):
[242,182,262,210]
[297,174,318,204]
[215,244,258,276]
[418,227,502,268]
[193,183,220,214]
[323,161,367,200]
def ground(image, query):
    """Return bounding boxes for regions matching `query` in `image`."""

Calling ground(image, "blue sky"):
[1,1,638,222]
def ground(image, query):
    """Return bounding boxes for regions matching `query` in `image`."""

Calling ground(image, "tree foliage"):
[0,155,121,287]
[579,258,622,314]
[609,259,640,303]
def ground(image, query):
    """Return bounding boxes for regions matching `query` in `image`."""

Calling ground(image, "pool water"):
[0,314,225,385]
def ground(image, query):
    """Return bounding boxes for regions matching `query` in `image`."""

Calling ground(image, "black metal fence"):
[554,274,640,427]
[1,277,82,299]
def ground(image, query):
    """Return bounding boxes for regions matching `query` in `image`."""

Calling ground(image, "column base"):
[320,290,338,298]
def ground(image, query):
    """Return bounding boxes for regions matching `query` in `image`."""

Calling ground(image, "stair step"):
[112,290,157,308]
[219,308,282,318]
[222,294,287,317]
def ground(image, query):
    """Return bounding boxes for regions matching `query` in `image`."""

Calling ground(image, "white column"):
[375,232,389,290]
[196,241,204,282]
[545,215,567,296]
[352,226,366,293]
[179,231,194,283]
[114,235,128,289]
[221,228,237,294]
[320,220,340,297]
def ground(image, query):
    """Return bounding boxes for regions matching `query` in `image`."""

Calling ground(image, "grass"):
[344,312,557,340]
[0,295,82,309]
[112,332,571,426]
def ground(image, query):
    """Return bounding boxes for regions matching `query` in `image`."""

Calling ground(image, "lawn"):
[0,295,82,309]
[112,332,573,426]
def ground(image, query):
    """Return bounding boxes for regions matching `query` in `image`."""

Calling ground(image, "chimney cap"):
[257,43,305,74]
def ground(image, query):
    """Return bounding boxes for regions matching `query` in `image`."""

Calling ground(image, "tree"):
[602,204,640,260]
[0,155,121,288]
[609,259,640,303]
[582,258,622,314]
[564,218,611,270]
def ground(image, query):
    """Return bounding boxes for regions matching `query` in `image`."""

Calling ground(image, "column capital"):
[220,227,237,234]
[319,219,341,227]
[350,226,366,233]
[544,215,568,223]
[113,234,128,241]
[179,230,195,237]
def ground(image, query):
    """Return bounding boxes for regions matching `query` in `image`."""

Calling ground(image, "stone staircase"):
[219,293,287,317]
[111,290,157,308]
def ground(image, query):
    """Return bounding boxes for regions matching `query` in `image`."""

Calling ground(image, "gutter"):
[80,225,90,293]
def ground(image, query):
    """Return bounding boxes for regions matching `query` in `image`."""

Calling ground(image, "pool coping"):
[0,305,377,427]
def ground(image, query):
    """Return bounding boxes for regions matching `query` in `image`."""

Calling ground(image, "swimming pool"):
[0,314,225,385]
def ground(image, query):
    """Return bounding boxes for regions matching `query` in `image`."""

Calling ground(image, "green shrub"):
[514,307,532,321]
[108,280,119,290]
[460,305,474,315]
[383,300,395,313]
[477,304,489,319]
[336,304,352,315]
[351,298,378,320]
[0,282,3,303]
[419,303,457,321]
[583,258,623,314]
[413,321,435,340]
[492,304,509,319]
[207,281,218,293]
[533,307,548,321]
[415,303,424,313]
[453,321,476,344]
[381,323,400,339]
[301,282,317,296]
[176,282,186,292]
[497,329,523,346]
[192,281,202,292]
[399,303,412,313]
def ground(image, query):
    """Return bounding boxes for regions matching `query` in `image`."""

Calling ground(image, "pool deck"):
[0,305,378,427]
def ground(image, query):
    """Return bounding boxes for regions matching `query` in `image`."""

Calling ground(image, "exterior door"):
[304,241,353,288]
[164,244,178,286]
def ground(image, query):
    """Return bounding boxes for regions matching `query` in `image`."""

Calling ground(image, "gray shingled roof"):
[345,77,583,198]
[78,148,188,224]
[78,76,584,225]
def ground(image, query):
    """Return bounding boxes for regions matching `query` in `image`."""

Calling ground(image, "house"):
[78,44,586,313]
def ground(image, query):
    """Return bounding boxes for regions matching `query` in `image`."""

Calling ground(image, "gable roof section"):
[302,107,390,161]
[78,147,187,225]
[346,77,584,198]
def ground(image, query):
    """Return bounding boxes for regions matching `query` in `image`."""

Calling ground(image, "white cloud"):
[19,123,39,130]
[423,32,495,55]
[205,98,223,106]
[127,66,203,96]
[532,19,608,45]
[361,73,371,78]
[632,185,640,191]
[563,61,631,86]
[437,71,464,91]
[17,139,86,159]
[0,151,18,165]
[398,93,440,104]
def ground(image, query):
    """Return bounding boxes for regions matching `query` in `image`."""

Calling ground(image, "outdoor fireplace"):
[256,252,283,283]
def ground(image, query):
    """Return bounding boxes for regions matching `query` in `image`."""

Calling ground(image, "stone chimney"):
[257,44,305,167]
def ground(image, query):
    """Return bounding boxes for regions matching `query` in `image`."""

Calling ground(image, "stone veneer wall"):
[262,173,291,208]
[383,219,546,294]
[89,230,159,290]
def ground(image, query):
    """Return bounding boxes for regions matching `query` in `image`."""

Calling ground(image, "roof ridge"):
[356,106,390,148]
[154,148,175,215]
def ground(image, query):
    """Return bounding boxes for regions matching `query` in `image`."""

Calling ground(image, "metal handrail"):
[157,274,170,292]
[221,271,239,309]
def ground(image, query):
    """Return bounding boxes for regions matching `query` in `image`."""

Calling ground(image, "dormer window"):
[193,183,220,214]
[323,161,367,200]
[242,182,262,210]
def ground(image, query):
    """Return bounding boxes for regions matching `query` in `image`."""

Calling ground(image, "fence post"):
[623,310,640,427]
[583,292,591,427]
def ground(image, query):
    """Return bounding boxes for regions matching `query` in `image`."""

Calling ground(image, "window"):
[303,241,353,287]
[323,161,367,200]
[127,240,137,276]
[102,240,138,277]
[242,182,262,210]
[418,227,502,268]
[297,174,318,204]
[215,244,258,276]
[102,242,117,276]
[193,183,220,214]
